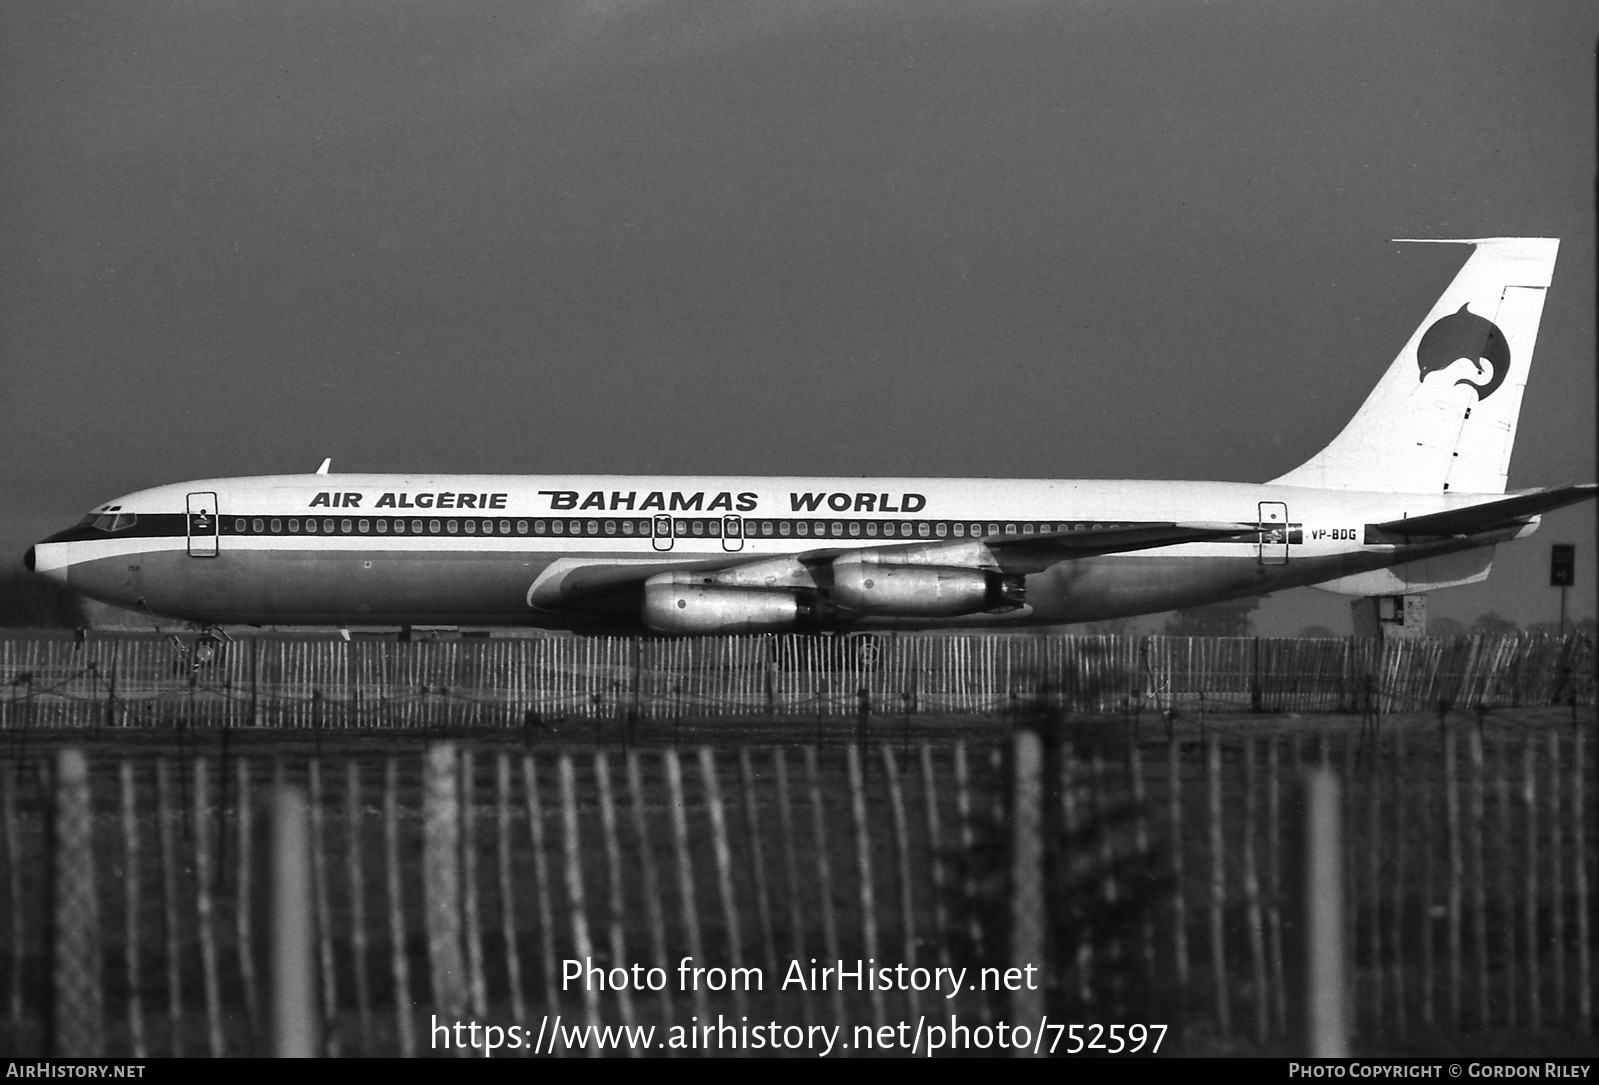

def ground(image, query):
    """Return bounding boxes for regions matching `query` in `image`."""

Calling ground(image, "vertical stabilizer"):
[1271,238,1558,494]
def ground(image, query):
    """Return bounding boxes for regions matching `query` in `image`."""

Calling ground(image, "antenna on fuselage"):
[315,458,332,475]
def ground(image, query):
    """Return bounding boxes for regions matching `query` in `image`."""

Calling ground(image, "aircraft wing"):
[1371,483,1598,537]
[531,521,1256,612]
[975,520,1258,569]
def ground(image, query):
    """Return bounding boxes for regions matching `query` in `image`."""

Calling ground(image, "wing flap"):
[983,521,1257,559]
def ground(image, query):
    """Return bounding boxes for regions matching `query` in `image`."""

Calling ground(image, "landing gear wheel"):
[849,633,882,668]
[192,633,224,665]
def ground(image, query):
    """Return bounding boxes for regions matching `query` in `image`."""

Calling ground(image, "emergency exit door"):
[652,515,674,552]
[1258,501,1288,565]
[187,492,219,558]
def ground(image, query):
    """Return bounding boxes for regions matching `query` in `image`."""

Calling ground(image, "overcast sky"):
[2,2,1594,635]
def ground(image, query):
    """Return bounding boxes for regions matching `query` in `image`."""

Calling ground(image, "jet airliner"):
[25,238,1596,636]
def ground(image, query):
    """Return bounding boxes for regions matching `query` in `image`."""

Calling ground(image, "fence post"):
[103,661,118,731]
[1207,737,1230,1035]
[50,749,103,1057]
[422,744,466,1022]
[630,636,644,730]
[1288,769,1348,1057]
[1573,727,1590,1032]
[1010,730,1045,1054]
[1251,636,1262,713]
[271,784,318,1058]
[763,636,776,716]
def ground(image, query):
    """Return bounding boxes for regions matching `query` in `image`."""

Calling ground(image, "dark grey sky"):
[2,2,1594,634]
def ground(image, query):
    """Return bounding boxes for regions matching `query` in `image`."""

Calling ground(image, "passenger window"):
[953,523,965,537]
[375,520,387,534]
[779,521,791,536]
[796,522,809,536]
[917,522,929,537]
[500,520,511,535]
[691,520,704,536]
[935,522,947,537]
[252,518,264,532]
[1004,523,1017,535]
[988,523,999,536]
[289,519,300,532]
[341,519,352,533]
[588,520,600,535]
[848,522,860,537]
[622,520,634,535]
[831,522,843,536]
[359,519,370,533]
[1022,524,1034,535]
[271,519,281,533]
[517,520,528,535]
[429,519,441,534]
[235,519,247,532]
[324,519,336,533]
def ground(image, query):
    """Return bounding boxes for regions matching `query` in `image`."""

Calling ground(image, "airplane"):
[24,237,1596,639]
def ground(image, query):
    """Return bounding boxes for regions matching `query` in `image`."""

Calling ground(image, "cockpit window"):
[92,512,137,532]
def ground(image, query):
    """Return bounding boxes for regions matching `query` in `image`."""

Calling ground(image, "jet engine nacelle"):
[832,563,1024,617]
[642,581,804,634]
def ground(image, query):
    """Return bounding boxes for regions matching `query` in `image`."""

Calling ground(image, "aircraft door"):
[652,515,674,552]
[722,515,744,552]
[1258,501,1288,565]
[187,492,219,558]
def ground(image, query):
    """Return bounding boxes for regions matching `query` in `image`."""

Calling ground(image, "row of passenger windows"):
[227,517,1134,539]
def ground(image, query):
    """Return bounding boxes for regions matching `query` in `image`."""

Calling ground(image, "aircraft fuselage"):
[27,473,1527,631]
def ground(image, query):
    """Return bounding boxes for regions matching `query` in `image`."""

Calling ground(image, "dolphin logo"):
[1415,303,1510,400]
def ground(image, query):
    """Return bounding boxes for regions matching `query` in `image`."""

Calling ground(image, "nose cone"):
[25,537,71,584]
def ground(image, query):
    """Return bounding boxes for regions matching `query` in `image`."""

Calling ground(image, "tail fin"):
[1271,237,1558,494]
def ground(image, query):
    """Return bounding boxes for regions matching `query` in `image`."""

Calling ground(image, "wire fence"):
[2,722,1590,1056]
[0,632,1592,730]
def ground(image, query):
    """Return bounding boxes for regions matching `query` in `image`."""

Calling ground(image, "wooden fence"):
[0,633,1592,730]
[1,724,1590,1055]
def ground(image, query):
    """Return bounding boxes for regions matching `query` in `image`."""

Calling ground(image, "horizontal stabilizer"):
[1371,483,1597,536]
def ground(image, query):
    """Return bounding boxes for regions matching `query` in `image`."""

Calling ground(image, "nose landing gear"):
[166,627,233,669]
